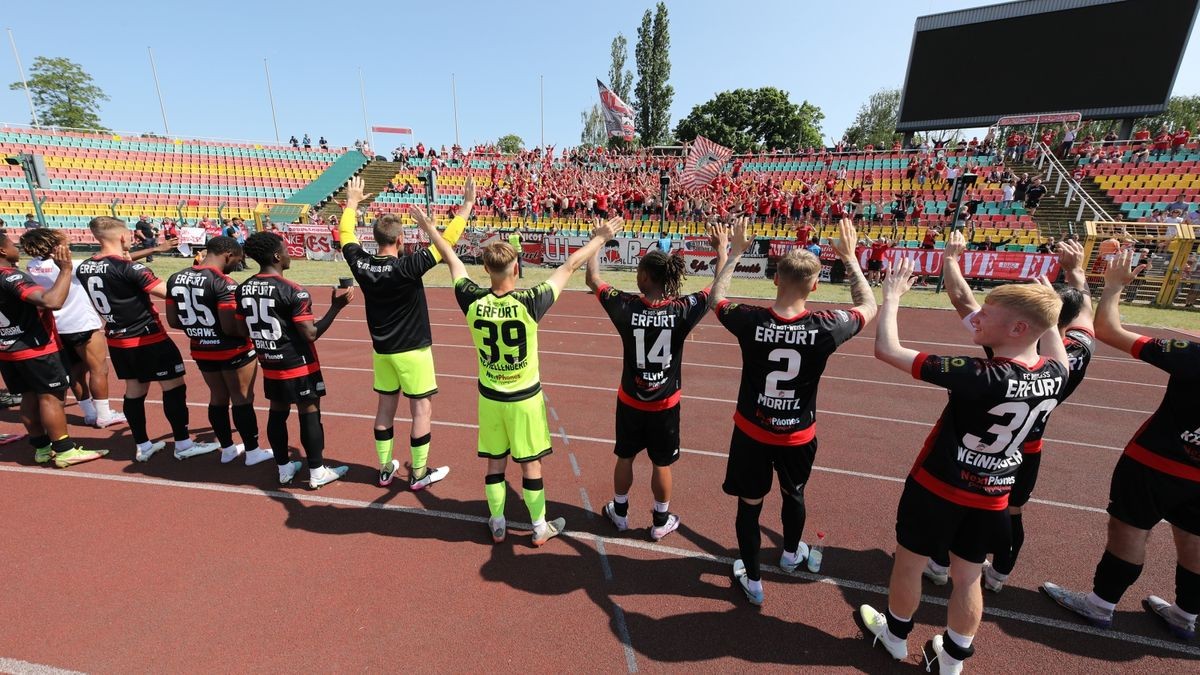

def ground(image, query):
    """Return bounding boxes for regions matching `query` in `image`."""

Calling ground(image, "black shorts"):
[58,330,96,367]
[0,353,70,395]
[110,340,186,382]
[722,426,816,500]
[1009,451,1042,507]
[867,260,884,272]
[1107,454,1200,536]
[614,400,681,466]
[263,370,326,404]
[895,477,1011,564]
[194,349,258,373]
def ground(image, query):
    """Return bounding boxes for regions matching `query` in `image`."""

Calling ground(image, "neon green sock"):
[410,433,431,473]
[374,427,394,467]
[485,477,506,519]
[522,486,546,524]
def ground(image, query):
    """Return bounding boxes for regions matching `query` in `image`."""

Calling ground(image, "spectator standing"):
[302,134,311,149]
[319,136,328,150]
[23,213,39,229]
[133,215,158,262]
[1024,178,1048,216]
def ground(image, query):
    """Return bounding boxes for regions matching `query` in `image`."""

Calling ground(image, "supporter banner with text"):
[678,236,767,278]
[541,235,671,268]
[766,239,1061,281]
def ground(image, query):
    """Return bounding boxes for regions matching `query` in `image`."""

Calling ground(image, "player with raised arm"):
[861,258,1069,674]
[710,217,877,606]
[165,236,272,467]
[419,206,623,546]
[1042,248,1200,641]
[75,217,218,462]
[585,221,728,541]
[339,175,470,489]
[0,232,106,468]
[20,228,126,429]
[237,233,352,488]
[922,232,1097,591]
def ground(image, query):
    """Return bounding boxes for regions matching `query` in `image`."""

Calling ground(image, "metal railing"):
[1033,142,1113,222]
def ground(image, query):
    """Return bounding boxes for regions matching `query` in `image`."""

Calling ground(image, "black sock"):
[267,409,290,465]
[208,404,234,448]
[124,395,149,444]
[299,411,324,468]
[28,434,50,450]
[50,436,74,453]
[613,497,629,518]
[940,630,975,661]
[1177,564,1200,616]
[1093,550,1143,605]
[231,403,259,449]
[886,610,914,640]
[992,513,1024,575]
[162,385,189,441]
[781,486,807,553]
[735,499,764,581]
[652,509,669,527]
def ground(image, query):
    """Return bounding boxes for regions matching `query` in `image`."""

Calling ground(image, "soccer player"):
[339,175,470,489]
[75,217,219,462]
[1042,248,1200,641]
[585,223,727,540]
[710,217,877,605]
[922,232,1096,591]
[20,228,126,429]
[0,232,106,468]
[861,257,1069,675]
[237,232,352,488]
[419,207,624,546]
[165,236,272,466]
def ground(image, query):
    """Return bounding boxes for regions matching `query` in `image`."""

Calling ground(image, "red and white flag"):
[680,136,733,189]
[596,79,635,142]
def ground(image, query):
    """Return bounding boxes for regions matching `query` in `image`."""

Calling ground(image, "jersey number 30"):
[962,399,1058,456]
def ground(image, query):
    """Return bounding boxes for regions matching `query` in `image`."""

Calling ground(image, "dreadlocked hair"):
[242,232,283,267]
[19,228,68,259]
[639,250,688,298]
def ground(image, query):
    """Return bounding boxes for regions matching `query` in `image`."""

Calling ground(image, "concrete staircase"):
[1007,157,1117,241]
[313,160,402,220]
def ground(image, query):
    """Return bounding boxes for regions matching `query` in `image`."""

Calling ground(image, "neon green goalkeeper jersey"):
[455,278,558,402]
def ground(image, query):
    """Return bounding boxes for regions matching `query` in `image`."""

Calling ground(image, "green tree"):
[674,88,824,153]
[9,56,109,131]
[843,88,901,148]
[609,34,633,101]
[497,134,524,154]
[580,105,607,147]
[633,3,674,145]
[1135,95,1200,132]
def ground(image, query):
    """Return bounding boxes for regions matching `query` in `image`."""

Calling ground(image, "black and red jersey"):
[0,267,58,361]
[1123,337,1200,483]
[715,300,863,445]
[165,265,253,362]
[74,254,167,348]
[596,284,709,411]
[235,274,318,380]
[911,354,1069,510]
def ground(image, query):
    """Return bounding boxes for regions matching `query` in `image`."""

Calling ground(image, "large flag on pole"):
[596,79,635,142]
[680,136,733,189]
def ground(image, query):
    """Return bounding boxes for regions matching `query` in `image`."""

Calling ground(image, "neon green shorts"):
[372,347,437,398]
[477,392,553,463]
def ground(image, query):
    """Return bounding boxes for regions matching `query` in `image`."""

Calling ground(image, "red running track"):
[0,287,1197,673]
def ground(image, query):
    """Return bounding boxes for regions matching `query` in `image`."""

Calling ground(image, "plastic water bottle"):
[807,531,827,573]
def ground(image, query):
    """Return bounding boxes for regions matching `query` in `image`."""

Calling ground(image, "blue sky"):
[4,0,1200,149]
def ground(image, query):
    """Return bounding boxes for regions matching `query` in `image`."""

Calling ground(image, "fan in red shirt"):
[1154,128,1172,154]
[1172,127,1190,151]
[795,222,814,246]
[866,237,889,284]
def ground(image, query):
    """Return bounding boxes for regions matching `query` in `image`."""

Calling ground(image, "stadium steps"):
[1008,158,1113,237]
[314,159,398,219]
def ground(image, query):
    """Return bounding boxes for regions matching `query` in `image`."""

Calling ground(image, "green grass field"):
[142,255,1200,332]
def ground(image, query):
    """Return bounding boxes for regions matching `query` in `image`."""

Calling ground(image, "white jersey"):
[26,257,103,334]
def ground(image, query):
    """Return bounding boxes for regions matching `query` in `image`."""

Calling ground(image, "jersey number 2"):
[765,348,802,399]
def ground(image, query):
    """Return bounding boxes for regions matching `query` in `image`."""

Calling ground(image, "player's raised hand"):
[346,176,371,207]
[156,236,180,253]
[707,222,730,250]
[463,175,476,205]
[1056,238,1085,270]
[408,205,434,231]
[51,243,72,271]
[832,217,857,260]
[1103,247,1145,288]
[331,286,354,308]
[944,230,967,259]
[592,216,624,241]
[730,217,754,255]
[882,257,917,299]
